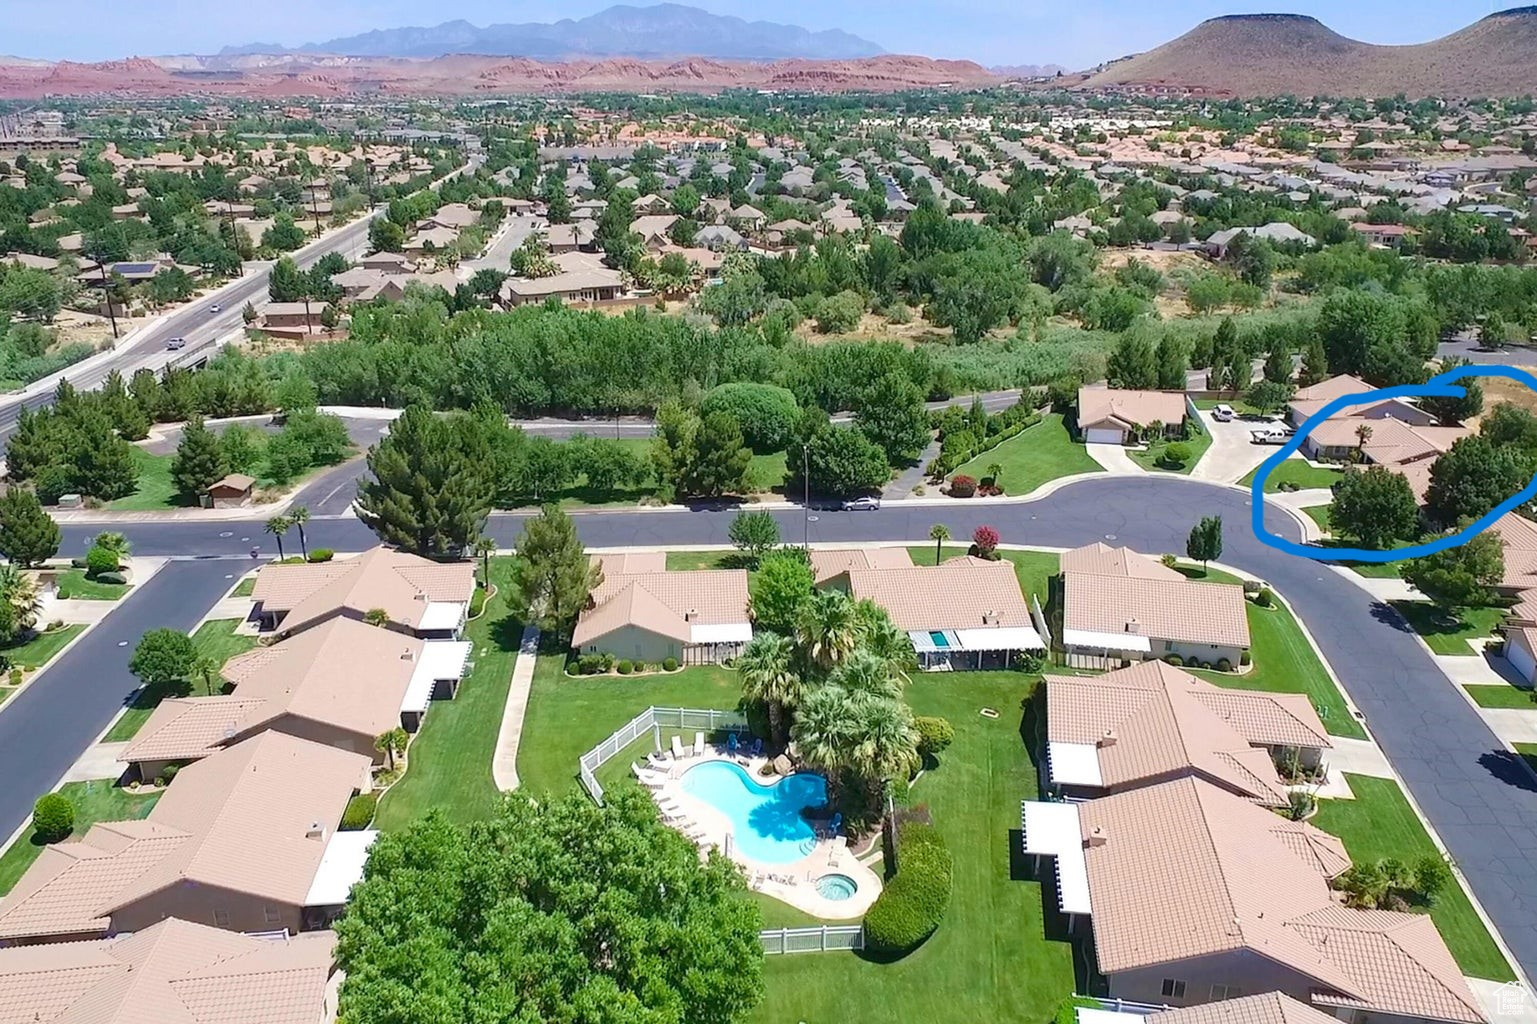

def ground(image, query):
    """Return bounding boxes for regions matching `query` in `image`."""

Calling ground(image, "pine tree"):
[1298,339,1329,387]
[355,406,496,557]
[0,488,60,567]
[170,416,229,503]
[508,505,603,637]
[1263,343,1292,385]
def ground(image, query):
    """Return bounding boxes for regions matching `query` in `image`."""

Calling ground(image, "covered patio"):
[908,625,1044,671]
[1019,799,1092,932]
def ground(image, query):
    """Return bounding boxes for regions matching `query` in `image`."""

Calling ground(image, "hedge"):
[863,823,954,954]
[307,548,335,563]
[928,412,1043,478]
[340,792,378,831]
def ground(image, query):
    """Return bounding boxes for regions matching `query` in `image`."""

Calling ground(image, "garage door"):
[1508,637,1536,686]
[1085,427,1125,445]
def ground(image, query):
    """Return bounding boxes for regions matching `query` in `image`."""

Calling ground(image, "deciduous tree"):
[1329,466,1420,549]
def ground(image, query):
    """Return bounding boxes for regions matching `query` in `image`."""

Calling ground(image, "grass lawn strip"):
[1127,424,1213,475]
[1516,743,1537,774]
[105,450,178,511]
[1313,774,1514,982]
[103,619,258,743]
[56,569,129,601]
[952,413,1101,496]
[1388,602,1505,656]
[1463,683,1536,709]
[1239,458,1344,493]
[230,576,256,598]
[0,780,161,895]
[3,625,85,672]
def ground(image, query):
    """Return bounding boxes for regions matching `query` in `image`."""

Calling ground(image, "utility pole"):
[94,252,119,341]
[801,443,811,551]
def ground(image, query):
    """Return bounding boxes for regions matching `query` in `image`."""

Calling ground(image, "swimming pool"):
[681,760,827,863]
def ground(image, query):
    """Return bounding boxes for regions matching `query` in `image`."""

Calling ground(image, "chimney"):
[686,608,697,622]
[1084,826,1108,848]
[1097,729,1117,748]
[1124,618,1141,634]
[400,648,414,661]
[306,821,325,841]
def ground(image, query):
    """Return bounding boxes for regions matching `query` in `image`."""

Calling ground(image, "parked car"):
[842,496,881,511]
[1211,404,1236,422]
[165,337,187,350]
[1249,426,1293,445]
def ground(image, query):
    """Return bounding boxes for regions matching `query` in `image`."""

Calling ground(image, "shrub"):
[948,474,977,498]
[93,571,127,585]
[32,793,74,843]
[1240,649,1252,666]
[914,717,955,761]
[55,586,70,599]
[161,763,179,784]
[85,544,119,577]
[1161,441,1192,467]
[1286,790,1316,821]
[1216,658,1233,672]
[1256,587,1274,608]
[617,660,633,675]
[69,556,90,569]
[7,667,20,685]
[1164,654,1184,666]
[663,657,678,671]
[1160,553,1178,567]
[1414,854,1451,906]
[307,548,335,562]
[340,793,378,831]
[864,827,953,954]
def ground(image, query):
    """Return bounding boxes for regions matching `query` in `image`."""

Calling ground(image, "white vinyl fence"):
[759,925,865,954]
[578,706,750,803]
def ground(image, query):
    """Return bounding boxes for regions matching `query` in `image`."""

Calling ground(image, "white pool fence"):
[759,925,865,954]
[578,705,750,803]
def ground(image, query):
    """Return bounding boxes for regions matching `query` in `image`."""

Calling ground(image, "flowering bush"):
[972,525,1000,556]
[948,475,977,498]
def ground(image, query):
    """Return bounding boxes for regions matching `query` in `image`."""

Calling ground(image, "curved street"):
[18,475,1537,983]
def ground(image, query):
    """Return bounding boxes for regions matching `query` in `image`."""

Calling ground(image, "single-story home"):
[499,252,624,307]
[1060,543,1250,668]
[546,221,598,253]
[357,252,417,274]
[1109,993,1356,1024]
[1305,417,1468,501]
[1491,513,1537,596]
[1021,777,1485,1024]
[1203,222,1317,258]
[844,556,1044,670]
[0,732,373,945]
[250,545,475,640]
[1043,661,1330,805]
[573,552,752,665]
[810,546,916,588]
[0,918,339,1024]
[1350,222,1418,248]
[402,224,459,254]
[1286,374,1434,429]
[1077,386,1190,445]
[120,616,470,779]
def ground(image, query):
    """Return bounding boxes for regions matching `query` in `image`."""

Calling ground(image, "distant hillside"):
[990,64,1068,78]
[224,3,884,61]
[1081,7,1537,98]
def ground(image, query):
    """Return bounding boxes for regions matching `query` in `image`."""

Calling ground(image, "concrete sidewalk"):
[491,624,541,791]
[1084,442,1144,475]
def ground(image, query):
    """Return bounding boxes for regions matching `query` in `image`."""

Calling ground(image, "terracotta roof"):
[1060,542,1183,581]
[0,918,336,1024]
[1063,571,1250,648]
[846,560,1032,631]
[120,695,270,765]
[1076,778,1482,1024]
[1145,993,1347,1024]
[1077,386,1188,431]
[1491,512,1537,591]
[574,566,750,647]
[809,547,914,584]
[1292,374,1373,403]
[595,551,667,575]
[1306,416,1468,465]
[252,546,473,635]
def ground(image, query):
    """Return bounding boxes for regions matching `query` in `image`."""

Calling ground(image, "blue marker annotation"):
[1250,363,1537,564]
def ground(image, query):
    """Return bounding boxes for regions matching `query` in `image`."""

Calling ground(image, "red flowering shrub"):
[949,475,977,498]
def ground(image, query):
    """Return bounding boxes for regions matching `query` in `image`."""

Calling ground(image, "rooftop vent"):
[1085,826,1108,848]
[1124,618,1141,634]
[1097,729,1117,748]
[305,821,325,841]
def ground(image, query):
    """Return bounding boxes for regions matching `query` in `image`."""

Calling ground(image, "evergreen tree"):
[268,256,307,303]
[1155,335,1188,391]
[356,406,496,557]
[1186,514,1223,570]
[1263,343,1291,384]
[0,488,60,567]
[1298,338,1330,387]
[508,505,602,638]
[1106,330,1158,390]
[170,416,228,503]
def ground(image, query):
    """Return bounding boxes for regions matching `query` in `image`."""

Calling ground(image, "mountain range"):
[220,4,884,61]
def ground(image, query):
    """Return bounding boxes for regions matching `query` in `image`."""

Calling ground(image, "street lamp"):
[801,442,811,551]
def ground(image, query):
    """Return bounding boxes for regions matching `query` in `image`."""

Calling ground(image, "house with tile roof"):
[1022,777,1485,1024]
[1043,662,1330,805]
[0,917,338,1024]
[1060,544,1250,669]
[119,617,470,781]
[250,546,475,641]
[1078,386,1191,446]
[809,547,916,588]
[0,732,372,945]
[573,554,752,665]
[1132,992,1370,1024]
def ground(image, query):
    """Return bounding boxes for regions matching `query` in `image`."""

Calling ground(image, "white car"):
[842,496,881,511]
[1211,404,1235,422]
[1249,426,1293,445]
[165,337,187,350]
[209,303,221,313]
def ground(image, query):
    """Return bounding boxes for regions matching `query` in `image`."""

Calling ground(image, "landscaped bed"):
[1388,601,1505,656]
[55,568,129,601]
[1239,457,1343,493]
[0,779,161,895]
[1127,424,1213,475]
[1313,773,1514,982]
[951,414,1101,497]
[2,624,85,671]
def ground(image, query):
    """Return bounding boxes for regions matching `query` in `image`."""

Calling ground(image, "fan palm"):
[853,599,916,683]
[790,684,852,798]
[0,566,40,638]
[848,693,919,806]
[828,649,901,702]
[736,633,803,745]
[795,589,859,675]
[928,523,950,565]
[288,506,310,560]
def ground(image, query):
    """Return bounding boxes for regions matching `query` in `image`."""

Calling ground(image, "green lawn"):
[1464,683,1536,709]
[1127,424,1213,475]
[373,562,522,829]
[0,780,161,895]
[911,546,1059,605]
[230,576,256,598]
[55,569,129,601]
[190,617,258,666]
[1239,458,1343,493]
[1303,505,1330,532]
[1184,569,1365,739]
[952,414,1101,496]
[1313,774,1514,982]
[754,676,1077,1024]
[1299,512,1412,579]
[104,619,257,743]
[106,450,181,511]
[2,624,84,671]
[1388,602,1506,656]
[665,549,737,570]
[1194,398,1262,415]
[1517,743,1537,774]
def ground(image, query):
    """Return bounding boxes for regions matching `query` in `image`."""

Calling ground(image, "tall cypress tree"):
[0,487,60,567]
[170,416,228,503]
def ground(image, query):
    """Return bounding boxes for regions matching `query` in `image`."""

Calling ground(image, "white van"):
[1211,404,1236,422]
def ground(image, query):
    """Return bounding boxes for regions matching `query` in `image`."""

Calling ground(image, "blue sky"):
[9,0,1531,67]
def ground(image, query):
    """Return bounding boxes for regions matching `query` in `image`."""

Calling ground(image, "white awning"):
[403,641,472,714]
[690,623,752,644]
[304,829,378,907]
[1048,742,1104,787]
[418,601,466,633]
[953,626,1044,651]
[1062,629,1153,653]
[1020,800,1091,915]
[908,629,958,653]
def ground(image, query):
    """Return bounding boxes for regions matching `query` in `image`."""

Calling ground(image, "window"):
[1160,979,1187,999]
[1210,985,1243,1001]
[213,908,230,928]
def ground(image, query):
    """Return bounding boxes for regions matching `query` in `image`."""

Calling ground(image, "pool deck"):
[635,749,882,920]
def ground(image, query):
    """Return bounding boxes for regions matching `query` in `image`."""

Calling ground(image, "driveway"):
[1191,411,1277,484]
[1084,442,1143,475]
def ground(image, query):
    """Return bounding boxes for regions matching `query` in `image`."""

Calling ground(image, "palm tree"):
[794,589,860,675]
[191,655,222,696]
[264,515,291,561]
[928,523,950,565]
[474,535,498,589]
[790,684,851,798]
[0,566,40,638]
[363,607,389,628]
[375,729,407,770]
[91,531,131,560]
[848,694,919,806]
[288,506,310,560]
[736,633,802,746]
[828,650,902,701]
[1354,423,1373,462]
[852,603,917,683]
[986,462,1003,486]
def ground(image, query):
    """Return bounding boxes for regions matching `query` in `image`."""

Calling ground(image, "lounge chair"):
[671,735,686,759]
[693,731,705,756]
[747,737,763,758]
[726,732,739,757]
[647,750,670,767]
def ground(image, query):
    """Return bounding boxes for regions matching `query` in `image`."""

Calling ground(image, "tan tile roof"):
[1077,778,1482,1024]
[1063,571,1250,648]
[846,560,1031,631]
[574,567,750,647]
[1491,513,1537,591]
[120,695,270,765]
[1060,542,1184,581]
[1292,374,1373,403]
[809,547,914,584]
[1307,416,1468,465]
[252,546,473,635]
[0,918,336,1024]
[595,551,667,575]
[1146,992,1344,1024]
[1077,386,1188,431]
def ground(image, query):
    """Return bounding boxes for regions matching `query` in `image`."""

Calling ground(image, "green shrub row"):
[927,413,1042,478]
[341,792,378,831]
[863,822,953,954]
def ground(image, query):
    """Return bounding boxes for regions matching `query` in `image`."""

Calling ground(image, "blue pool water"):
[681,760,827,863]
[815,873,857,901]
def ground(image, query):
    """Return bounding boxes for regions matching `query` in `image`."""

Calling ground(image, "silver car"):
[842,496,881,511]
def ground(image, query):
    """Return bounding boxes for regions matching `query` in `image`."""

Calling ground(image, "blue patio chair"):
[829,812,843,837]
[727,732,739,755]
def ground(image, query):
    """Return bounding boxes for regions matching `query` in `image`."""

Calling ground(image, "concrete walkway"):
[883,436,940,500]
[491,624,541,791]
[1084,442,1144,475]
[61,741,129,784]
